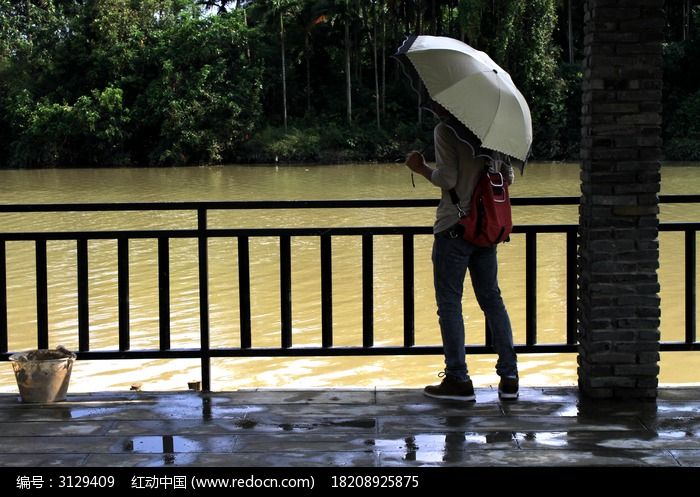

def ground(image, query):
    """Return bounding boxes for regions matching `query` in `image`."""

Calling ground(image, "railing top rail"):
[0,197,577,212]
[658,194,700,203]
[0,194,697,213]
[1,223,697,241]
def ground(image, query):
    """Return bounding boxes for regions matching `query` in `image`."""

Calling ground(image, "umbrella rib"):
[482,71,503,142]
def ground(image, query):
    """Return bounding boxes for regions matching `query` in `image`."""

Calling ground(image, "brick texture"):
[578,0,663,399]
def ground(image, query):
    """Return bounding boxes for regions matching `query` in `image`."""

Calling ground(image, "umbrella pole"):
[410,139,434,188]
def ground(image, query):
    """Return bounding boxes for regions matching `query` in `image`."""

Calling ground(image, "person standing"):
[405,102,519,402]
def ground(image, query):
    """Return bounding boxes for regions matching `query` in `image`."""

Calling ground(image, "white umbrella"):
[396,35,532,162]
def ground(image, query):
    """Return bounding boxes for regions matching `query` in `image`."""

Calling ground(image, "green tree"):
[664,5,700,160]
[7,87,129,167]
[1,0,263,166]
[136,11,263,165]
[0,0,599,166]
[493,0,565,159]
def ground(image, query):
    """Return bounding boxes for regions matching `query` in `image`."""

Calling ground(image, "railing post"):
[198,208,211,392]
[280,235,292,348]
[566,229,578,345]
[238,236,252,348]
[525,231,537,346]
[158,237,171,351]
[35,239,48,349]
[0,241,7,353]
[362,234,374,348]
[686,230,697,345]
[117,238,130,351]
[321,234,333,348]
[403,234,415,347]
[77,239,89,351]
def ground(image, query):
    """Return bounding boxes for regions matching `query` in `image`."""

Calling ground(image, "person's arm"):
[405,151,433,181]
[429,124,458,190]
[404,124,459,188]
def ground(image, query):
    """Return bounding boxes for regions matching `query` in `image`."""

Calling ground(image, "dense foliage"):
[664,3,700,161]
[0,0,697,167]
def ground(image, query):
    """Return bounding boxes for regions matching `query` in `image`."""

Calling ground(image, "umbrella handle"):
[412,139,433,188]
[402,139,433,189]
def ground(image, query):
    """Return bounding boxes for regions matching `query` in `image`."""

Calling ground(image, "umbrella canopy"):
[395,35,532,162]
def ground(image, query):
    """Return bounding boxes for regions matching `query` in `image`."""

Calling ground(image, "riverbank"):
[233,122,434,165]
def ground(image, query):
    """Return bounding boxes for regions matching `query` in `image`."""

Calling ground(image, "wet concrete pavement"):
[0,386,699,467]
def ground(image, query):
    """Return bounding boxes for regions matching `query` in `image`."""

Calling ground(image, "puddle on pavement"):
[368,432,516,455]
[123,435,235,454]
[516,431,569,447]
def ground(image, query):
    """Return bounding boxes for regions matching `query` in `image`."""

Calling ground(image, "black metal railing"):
[0,195,698,391]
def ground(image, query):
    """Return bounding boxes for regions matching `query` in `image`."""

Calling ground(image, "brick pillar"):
[578,0,664,399]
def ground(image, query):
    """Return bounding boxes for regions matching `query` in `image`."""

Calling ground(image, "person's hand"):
[405,151,425,173]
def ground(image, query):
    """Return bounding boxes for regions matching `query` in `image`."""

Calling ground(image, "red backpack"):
[449,168,513,247]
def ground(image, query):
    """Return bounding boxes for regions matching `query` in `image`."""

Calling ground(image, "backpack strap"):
[450,162,490,218]
[448,188,466,218]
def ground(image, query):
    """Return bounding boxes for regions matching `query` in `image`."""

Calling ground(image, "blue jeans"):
[432,231,518,381]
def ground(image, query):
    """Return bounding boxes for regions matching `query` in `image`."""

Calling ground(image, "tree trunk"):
[345,10,352,124]
[305,33,311,115]
[372,16,380,129]
[567,0,574,63]
[243,8,250,61]
[381,4,386,117]
[403,2,410,35]
[416,0,422,34]
[280,11,288,131]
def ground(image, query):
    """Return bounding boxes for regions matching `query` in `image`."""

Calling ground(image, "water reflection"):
[201,396,212,421]
[403,436,417,461]
[392,431,518,463]
[380,413,519,463]
[123,434,236,454]
[126,435,177,453]
[123,435,205,465]
[442,432,466,464]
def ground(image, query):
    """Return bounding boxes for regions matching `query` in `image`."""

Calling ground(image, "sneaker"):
[424,373,476,402]
[498,376,519,400]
